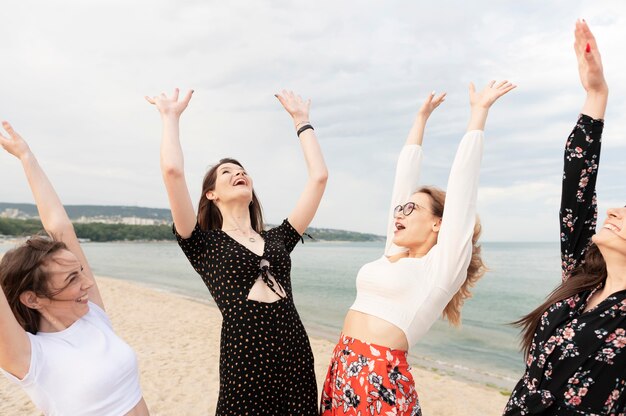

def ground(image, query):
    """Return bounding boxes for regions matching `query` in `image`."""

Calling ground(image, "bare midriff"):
[342,310,409,351]
[125,398,150,416]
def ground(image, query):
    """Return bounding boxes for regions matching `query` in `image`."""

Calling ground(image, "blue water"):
[0,240,562,388]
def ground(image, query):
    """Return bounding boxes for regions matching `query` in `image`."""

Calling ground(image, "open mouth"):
[76,294,89,303]
[395,222,405,231]
[233,178,247,186]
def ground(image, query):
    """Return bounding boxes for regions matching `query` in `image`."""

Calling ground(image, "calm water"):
[0,240,562,388]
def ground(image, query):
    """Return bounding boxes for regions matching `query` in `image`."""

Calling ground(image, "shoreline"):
[0,276,510,415]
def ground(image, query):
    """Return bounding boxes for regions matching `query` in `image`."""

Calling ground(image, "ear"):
[432,218,442,233]
[19,291,43,310]
[206,191,217,201]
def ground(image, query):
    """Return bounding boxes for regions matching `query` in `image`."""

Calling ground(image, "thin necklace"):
[223,228,257,243]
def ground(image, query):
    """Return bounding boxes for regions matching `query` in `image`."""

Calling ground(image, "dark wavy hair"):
[514,243,606,356]
[197,158,264,233]
[0,236,69,334]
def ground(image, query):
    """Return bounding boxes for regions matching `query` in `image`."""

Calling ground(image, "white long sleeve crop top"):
[349,130,484,347]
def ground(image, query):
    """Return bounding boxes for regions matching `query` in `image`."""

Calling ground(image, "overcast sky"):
[1,1,624,241]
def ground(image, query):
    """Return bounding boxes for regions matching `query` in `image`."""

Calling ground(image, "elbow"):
[312,169,329,186]
[161,164,184,180]
[44,219,74,237]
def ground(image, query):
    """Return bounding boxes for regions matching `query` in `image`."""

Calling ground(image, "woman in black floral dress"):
[504,21,625,415]
[146,89,327,415]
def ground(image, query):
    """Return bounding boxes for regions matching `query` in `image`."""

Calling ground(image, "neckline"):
[580,285,626,315]
[219,229,266,258]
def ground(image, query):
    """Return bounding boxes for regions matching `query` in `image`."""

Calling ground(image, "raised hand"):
[575,20,607,94]
[469,80,516,110]
[467,80,516,131]
[275,90,311,126]
[0,121,31,160]
[145,88,194,118]
[417,91,447,120]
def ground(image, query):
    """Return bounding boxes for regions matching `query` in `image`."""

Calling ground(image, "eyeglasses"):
[393,202,432,217]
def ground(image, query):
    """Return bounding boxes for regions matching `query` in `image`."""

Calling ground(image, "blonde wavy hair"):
[418,186,487,326]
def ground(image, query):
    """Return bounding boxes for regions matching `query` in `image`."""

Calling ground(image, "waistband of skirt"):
[336,332,408,360]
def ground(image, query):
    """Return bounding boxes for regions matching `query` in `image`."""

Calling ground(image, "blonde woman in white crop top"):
[0,122,149,416]
[320,81,516,416]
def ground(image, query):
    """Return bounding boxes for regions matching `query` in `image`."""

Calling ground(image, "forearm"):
[405,115,428,146]
[159,116,185,176]
[20,152,72,234]
[467,107,488,132]
[581,89,608,120]
[298,129,328,183]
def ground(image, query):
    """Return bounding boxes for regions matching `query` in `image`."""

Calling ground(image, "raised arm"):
[432,81,515,283]
[145,89,196,238]
[560,20,608,281]
[275,90,328,235]
[384,92,446,255]
[0,122,103,310]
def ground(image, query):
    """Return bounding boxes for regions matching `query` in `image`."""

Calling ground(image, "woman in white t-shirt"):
[320,81,515,416]
[0,121,149,416]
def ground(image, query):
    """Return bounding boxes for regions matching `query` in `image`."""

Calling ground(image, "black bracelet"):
[297,124,314,137]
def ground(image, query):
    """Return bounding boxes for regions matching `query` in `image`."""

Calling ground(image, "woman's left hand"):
[275,90,311,126]
[0,121,31,160]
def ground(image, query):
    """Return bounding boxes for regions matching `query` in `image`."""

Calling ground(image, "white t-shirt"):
[1,302,143,416]
[350,131,483,347]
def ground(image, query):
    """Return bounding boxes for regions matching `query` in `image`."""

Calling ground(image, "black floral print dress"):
[175,219,318,416]
[504,115,626,415]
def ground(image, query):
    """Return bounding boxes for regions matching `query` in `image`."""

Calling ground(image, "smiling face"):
[207,162,254,205]
[592,206,626,256]
[392,192,442,250]
[33,249,94,323]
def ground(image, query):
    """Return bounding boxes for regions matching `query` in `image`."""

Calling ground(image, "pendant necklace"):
[224,228,256,243]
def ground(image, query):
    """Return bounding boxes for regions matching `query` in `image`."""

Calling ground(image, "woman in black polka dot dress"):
[146,89,327,415]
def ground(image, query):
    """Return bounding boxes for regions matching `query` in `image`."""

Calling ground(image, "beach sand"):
[0,276,509,415]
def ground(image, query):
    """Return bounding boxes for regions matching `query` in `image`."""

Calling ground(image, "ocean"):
[0,240,562,389]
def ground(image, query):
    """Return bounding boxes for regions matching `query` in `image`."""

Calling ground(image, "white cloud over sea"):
[1,0,625,241]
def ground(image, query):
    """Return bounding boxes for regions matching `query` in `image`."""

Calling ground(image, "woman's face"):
[392,192,441,249]
[208,162,254,204]
[36,249,93,321]
[593,206,626,255]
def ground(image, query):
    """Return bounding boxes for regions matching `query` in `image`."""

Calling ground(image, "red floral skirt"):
[320,334,421,416]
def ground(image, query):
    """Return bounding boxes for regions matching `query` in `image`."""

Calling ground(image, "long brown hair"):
[0,236,68,334]
[197,158,264,233]
[514,243,606,356]
[419,186,487,326]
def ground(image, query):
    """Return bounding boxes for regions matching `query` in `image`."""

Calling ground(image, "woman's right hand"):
[145,88,194,118]
[417,91,446,120]
[0,121,32,160]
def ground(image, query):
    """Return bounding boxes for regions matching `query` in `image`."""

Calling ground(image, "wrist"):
[292,115,310,126]
[19,150,34,163]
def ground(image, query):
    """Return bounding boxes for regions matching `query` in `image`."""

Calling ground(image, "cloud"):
[0,1,625,241]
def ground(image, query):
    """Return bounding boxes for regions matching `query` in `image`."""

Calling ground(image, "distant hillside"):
[0,203,383,242]
[0,203,172,221]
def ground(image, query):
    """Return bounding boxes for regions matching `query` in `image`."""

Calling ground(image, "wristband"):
[297,124,314,137]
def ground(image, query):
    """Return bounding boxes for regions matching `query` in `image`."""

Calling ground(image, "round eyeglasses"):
[393,202,432,217]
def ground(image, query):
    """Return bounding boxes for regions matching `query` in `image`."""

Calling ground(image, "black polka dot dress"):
[174,219,318,415]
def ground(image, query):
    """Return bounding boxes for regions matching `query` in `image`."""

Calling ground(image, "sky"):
[0,0,624,241]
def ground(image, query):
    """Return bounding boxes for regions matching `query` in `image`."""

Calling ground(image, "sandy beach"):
[0,276,509,415]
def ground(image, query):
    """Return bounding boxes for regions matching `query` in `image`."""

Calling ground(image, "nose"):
[80,273,94,291]
[607,207,623,218]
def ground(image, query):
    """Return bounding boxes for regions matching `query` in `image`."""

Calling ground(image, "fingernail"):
[431,91,436,96]
[274,94,278,97]
[585,43,591,53]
